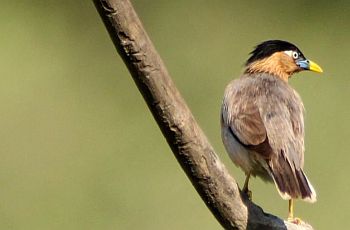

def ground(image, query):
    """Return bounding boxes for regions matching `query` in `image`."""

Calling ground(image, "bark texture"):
[92,0,314,229]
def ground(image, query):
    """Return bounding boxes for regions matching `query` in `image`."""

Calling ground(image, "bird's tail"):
[268,156,316,203]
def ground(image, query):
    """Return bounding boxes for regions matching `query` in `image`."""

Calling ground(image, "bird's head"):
[245,40,323,81]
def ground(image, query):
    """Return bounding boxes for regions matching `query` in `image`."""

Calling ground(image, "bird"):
[220,40,322,222]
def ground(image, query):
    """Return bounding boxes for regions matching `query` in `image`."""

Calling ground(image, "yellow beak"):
[308,60,323,73]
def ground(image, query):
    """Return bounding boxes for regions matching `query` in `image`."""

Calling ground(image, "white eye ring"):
[292,51,299,59]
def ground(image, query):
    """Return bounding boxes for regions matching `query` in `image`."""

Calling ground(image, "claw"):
[287,217,303,225]
[245,189,252,200]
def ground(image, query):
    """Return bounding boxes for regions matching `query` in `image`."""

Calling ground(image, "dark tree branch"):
[92,1,314,229]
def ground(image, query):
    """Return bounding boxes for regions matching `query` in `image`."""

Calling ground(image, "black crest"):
[246,40,303,65]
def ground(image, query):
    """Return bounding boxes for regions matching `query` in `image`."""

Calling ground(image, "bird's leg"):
[242,173,252,200]
[288,199,294,220]
[288,199,302,224]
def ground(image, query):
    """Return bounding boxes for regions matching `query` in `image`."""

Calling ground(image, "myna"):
[221,40,322,221]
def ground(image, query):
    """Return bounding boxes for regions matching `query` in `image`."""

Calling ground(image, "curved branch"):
[92,1,314,229]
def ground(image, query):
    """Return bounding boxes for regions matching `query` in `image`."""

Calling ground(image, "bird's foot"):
[287,217,303,225]
[242,188,252,201]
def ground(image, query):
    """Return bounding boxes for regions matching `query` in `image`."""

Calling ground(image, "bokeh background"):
[0,1,349,229]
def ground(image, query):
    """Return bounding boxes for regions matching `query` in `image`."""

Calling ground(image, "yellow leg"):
[288,199,294,220]
[243,173,250,191]
[288,199,302,224]
[242,173,252,200]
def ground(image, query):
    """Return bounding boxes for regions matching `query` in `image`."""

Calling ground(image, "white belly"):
[221,126,272,181]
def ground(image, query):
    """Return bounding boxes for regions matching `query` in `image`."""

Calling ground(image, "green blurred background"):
[0,1,349,229]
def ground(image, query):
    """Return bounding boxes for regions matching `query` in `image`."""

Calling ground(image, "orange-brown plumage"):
[245,51,301,81]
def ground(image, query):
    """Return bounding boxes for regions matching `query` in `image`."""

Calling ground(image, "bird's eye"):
[292,51,299,59]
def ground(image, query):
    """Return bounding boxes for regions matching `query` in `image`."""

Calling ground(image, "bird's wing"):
[256,87,311,201]
[222,79,270,157]
[256,93,304,168]
[222,77,304,167]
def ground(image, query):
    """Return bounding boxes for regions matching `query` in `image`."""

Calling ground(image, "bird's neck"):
[244,53,293,82]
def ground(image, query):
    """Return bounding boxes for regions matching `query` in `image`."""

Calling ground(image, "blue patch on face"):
[296,59,310,69]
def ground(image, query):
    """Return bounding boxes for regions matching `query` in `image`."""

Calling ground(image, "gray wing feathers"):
[257,91,305,169]
[222,73,305,169]
[222,80,267,147]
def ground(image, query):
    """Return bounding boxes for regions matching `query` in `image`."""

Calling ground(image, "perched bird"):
[221,40,322,221]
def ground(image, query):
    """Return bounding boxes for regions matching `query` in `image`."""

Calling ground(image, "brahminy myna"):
[221,40,322,222]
